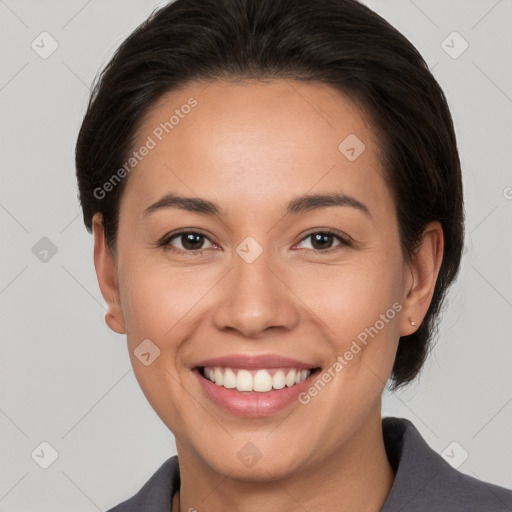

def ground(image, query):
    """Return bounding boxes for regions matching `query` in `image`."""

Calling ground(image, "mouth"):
[195,366,322,393]
[190,353,323,416]
[192,365,322,417]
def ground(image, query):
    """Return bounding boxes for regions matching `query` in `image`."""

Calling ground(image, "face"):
[93,79,441,481]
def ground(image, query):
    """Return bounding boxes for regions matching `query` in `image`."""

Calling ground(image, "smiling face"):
[93,79,442,483]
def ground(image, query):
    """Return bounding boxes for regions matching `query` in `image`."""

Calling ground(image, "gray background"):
[0,0,511,510]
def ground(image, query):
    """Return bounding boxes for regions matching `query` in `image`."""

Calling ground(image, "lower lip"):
[193,368,320,417]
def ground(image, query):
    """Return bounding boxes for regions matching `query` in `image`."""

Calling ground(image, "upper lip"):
[192,354,320,370]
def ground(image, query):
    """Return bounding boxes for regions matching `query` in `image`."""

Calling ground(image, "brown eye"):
[296,230,350,252]
[160,231,215,254]
[175,233,207,250]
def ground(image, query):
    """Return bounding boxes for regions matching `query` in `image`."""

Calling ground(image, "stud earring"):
[410,319,417,326]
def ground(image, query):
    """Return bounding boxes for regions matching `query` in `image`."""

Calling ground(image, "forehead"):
[122,79,388,216]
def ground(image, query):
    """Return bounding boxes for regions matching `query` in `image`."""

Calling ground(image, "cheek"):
[118,257,218,345]
[295,254,403,378]
[297,255,402,327]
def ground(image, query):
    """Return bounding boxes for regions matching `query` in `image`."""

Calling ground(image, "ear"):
[399,221,444,337]
[92,213,126,335]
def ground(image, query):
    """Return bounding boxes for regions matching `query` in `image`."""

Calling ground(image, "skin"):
[93,79,443,511]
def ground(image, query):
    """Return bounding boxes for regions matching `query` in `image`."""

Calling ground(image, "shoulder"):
[104,455,180,512]
[381,417,512,512]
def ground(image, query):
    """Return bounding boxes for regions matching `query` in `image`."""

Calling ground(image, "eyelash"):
[157,228,352,256]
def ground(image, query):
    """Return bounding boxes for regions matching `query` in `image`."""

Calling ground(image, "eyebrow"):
[143,192,372,219]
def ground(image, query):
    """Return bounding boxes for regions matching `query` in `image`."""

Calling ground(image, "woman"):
[75,0,512,510]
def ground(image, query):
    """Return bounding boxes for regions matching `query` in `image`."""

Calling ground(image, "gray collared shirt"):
[105,416,512,511]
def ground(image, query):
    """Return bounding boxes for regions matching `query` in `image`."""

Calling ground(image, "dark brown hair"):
[75,0,465,390]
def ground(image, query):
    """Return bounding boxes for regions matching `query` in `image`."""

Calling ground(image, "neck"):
[173,408,394,512]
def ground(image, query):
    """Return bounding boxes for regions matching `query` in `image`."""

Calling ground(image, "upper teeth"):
[203,367,311,392]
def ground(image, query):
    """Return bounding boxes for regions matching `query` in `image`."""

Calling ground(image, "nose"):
[212,249,300,338]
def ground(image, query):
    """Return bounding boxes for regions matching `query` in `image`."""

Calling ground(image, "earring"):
[410,319,417,326]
